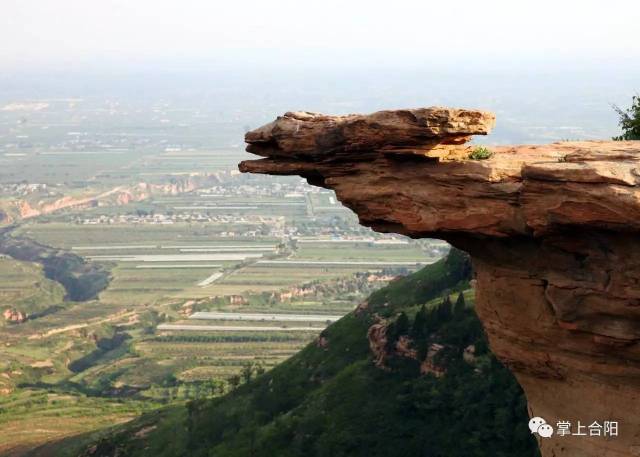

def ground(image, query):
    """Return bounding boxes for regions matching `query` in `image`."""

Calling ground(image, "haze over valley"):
[1,1,640,455]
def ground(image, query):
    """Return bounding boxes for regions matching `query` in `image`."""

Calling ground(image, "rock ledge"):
[240,107,640,457]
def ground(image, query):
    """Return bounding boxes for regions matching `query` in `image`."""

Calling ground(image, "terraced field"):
[0,166,444,456]
[133,338,307,381]
[0,222,433,408]
[0,390,157,457]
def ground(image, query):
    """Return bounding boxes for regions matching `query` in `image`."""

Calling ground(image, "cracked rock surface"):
[240,107,640,457]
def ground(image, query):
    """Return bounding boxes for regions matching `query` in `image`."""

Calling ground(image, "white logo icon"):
[529,416,554,438]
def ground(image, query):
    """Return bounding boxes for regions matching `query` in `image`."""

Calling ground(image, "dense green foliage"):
[42,254,110,301]
[613,95,640,140]
[61,249,538,457]
[368,248,471,310]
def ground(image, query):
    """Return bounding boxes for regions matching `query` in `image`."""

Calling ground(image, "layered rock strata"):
[239,107,640,457]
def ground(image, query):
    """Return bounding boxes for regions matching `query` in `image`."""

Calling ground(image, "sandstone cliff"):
[240,107,640,457]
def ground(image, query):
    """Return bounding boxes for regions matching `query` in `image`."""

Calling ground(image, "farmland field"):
[0,98,448,455]
[0,389,157,457]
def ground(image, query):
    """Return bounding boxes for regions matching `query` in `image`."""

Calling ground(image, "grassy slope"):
[0,233,111,302]
[49,249,538,457]
[0,390,155,457]
[0,257,65,317]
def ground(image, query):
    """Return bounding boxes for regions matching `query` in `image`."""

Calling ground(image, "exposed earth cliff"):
[1,174,220,223]
[240,107,640,457]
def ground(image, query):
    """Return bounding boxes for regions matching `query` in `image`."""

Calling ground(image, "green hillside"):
[49,249,538,457]
[0,257,65,318]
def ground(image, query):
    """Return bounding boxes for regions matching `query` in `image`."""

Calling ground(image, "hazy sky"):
[2,0,639,70]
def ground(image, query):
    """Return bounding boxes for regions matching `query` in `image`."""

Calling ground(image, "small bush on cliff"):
[468,146,493,160]
[613,94,640,140]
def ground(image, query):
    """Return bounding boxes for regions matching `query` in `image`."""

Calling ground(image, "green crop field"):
[293,242,433,261]
[14,223,280,248]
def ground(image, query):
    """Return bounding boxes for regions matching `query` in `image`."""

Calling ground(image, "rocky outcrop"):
[420,343,446,377]
[240,107,640,457]
[367,319,389,368]
[3,308,27,323]
[367,316,451,377]
[245,108,495,160]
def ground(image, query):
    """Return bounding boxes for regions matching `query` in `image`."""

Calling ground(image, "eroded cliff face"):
[6,174,220,221]
[240,107,640,457]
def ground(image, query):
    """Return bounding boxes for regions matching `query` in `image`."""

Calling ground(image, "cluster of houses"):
[0,182,53,197]
[77,212,285,234]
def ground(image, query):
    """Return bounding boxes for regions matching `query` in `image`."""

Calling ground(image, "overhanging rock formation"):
[240,107,640,456]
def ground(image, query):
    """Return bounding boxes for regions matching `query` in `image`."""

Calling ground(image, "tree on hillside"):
[454,292,466,316]
[613,95,640,140]
[228,374,241,390]
[436,295,453,322]
[240,364,254,384]
[410,304,429,341]
[395,312,410,335]
[386,312,410,350]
